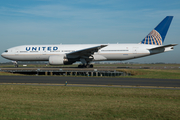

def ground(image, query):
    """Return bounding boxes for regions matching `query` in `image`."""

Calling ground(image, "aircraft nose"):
[1,53,5,58]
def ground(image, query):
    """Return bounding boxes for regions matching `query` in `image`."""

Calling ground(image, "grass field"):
[1,63,180,68]
[0,72,23,76]
[117,69,180,79]
[1,68,180,79]
[0,85,180,120]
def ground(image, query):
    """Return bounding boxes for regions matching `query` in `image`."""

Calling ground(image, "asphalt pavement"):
[0,76,180,88]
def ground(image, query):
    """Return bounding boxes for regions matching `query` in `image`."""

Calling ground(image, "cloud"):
[1,3,180,23]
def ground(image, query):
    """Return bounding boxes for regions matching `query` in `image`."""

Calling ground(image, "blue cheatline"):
[140,16,173,45]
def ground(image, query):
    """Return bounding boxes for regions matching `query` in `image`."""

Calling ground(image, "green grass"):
[0,85,180,119]
[0,72,23,76]
[117,69,180,79]
[1,63,180,68]
[1,64,180,79]
[94,63,180,67]
[1,69,180,79]
[0,64,78,68]
[0,64,49,68]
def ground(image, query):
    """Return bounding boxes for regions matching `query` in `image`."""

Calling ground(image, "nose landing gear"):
[12,61,18,67]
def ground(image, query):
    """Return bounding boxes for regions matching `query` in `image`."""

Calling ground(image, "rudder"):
[140,16,173,45]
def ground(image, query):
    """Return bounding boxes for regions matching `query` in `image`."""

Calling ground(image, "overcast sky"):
[0,0,180,63]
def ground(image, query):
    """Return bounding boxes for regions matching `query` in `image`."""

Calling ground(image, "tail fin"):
[140,16,173,45]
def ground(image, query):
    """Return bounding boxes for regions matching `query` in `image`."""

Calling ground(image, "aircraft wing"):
[148,44,178,50]
[67,45,107,58]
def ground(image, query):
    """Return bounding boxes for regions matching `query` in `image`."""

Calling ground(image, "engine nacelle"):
[49,55,68,65]
[93,54,107,61]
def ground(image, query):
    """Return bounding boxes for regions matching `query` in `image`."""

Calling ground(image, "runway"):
[0,76,180,88]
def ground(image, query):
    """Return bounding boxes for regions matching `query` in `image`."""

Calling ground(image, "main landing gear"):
[78,64,93,68]
[15,64,19,68]
[78,58,94,68]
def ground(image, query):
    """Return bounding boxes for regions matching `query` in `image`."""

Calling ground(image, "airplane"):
[1,16,177,68]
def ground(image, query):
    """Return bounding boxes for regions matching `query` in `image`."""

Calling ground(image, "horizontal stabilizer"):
[148,44,178,50]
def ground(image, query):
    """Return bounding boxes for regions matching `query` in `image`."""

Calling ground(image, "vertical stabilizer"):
[140,16,173,45]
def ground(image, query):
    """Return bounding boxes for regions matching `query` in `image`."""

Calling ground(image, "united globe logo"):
[140,29,162,45]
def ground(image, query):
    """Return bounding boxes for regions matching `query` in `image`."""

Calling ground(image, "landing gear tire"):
[86,64,93,68]
[15,64,18,68]
[78,64,93,68]
[89,64,93,68]
[78,65,86,68]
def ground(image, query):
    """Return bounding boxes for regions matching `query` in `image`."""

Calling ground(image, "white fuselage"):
[1,43,173,62]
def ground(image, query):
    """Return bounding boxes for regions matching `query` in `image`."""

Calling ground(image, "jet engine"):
[49,55,68,65]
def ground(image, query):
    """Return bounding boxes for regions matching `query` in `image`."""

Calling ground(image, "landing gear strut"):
[79,58,93,68]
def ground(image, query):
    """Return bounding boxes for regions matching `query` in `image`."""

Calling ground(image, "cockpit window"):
[4,50,8,52]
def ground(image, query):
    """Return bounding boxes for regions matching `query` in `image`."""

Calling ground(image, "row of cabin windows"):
[6,49,129,53]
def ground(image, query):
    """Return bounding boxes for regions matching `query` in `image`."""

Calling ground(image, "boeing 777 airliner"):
[1,16,177,68]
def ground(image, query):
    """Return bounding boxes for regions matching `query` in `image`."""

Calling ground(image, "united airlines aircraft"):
[1,16,177,68]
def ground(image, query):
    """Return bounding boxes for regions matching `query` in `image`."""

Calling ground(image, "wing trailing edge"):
[67,45,107,57]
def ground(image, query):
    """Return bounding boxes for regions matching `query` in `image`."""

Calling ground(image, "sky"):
[0,0,180,63]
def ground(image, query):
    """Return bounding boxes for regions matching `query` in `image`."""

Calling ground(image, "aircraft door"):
[132,47,138,58]
[40,48,47,60]
[41,49,46,55]
[15,48,19,55]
